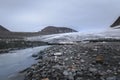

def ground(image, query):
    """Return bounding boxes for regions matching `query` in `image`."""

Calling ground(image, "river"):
[0,46,49,80]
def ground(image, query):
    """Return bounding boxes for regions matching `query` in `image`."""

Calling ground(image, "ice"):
[26,27,120,43]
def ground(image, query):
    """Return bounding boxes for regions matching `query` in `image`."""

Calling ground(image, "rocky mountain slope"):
[0,25,10,32]
[39,26,77,35]
[110,16,120,28]
[0,25,77,39]
[0,25,38,39]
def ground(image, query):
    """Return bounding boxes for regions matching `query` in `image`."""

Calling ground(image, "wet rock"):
[89,67,97,73]
[32,54,38,57]
[96,55,104,64]
[63,70,69,76]
[52,65,63,70]
[53,52,63,56]
[75,77,83,80]
[35,55,43,60]
[19,68,29,73]
[106,69,112,74]
[41,78,49,80]
[80,59,85,63]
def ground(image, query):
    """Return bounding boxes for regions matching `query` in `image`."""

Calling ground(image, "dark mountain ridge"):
[110,16,120,28]
[0,25,10,32]
[40,26,77,35]
[0,25,77,39]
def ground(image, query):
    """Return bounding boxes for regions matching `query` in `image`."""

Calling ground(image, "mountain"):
[0,25,40,39]
[0,25,77,39]
[110,16,120,28]
[39,26,77,35]
[0,25,10,32]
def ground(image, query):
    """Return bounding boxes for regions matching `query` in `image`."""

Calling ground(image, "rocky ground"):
[24,42,120,80]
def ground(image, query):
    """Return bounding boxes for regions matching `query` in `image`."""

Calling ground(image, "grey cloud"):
[0,0,120,32]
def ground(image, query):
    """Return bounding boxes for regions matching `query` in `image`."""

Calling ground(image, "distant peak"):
[45,26,56,28]
[40,26,77,35]
[43,26,73,29]
[110,16,120,28]
[0,25,10,32]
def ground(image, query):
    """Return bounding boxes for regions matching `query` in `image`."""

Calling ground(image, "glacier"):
[26,26,120,43]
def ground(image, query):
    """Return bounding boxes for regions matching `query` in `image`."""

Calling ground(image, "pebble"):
[80,59,85,63]
[42,78,49,80]
[63,70,69,76]
[96,55,104,63]
[53,52,62,56]
[89,67,97,73]
[106,76,117,80]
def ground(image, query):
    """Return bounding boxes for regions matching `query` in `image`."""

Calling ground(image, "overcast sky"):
[0,0,120,32]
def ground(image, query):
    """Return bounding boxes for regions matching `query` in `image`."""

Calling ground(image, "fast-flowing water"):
[0,46,49,80]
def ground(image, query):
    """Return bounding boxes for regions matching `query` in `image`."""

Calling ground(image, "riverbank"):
[0,40,48,54]
[8,72,25,80]
[0,46,49,80]
[24,42,120,80]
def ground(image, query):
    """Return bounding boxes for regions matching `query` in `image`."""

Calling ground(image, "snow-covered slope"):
[26,27,120,43]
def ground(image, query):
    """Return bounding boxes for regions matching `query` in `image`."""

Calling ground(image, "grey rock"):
[106,76,117,80]
[89,67,97,73]
[63,70,69,76]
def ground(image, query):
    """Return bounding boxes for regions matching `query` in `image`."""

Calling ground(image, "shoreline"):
[0,46,50,80]
[0,48,25,54]
[0,45,48,54]
[8,72,26,80]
